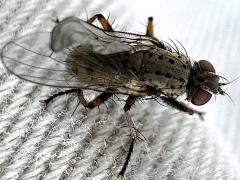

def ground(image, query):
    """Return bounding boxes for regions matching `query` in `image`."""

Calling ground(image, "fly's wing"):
[1,16,155,93]
[1,32,77,88]
[1,32,139,93]
[51,16,160,53]
[66,46,138,91]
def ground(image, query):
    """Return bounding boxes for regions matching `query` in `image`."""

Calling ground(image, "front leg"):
[160,96,205,120]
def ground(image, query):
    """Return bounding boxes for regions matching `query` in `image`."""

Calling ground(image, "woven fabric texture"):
[0,0,239,179]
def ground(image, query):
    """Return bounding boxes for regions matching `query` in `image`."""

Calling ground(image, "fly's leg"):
[146,17,154,37]
[160,96,205,120]
[119,96,138,176]
[123,96,137,112]
[119,138,134,176]
[42,89,112,110]
[123,96,138,139]
[87,14,114,32]
[78,94,136,176]
[42,89,80,107]
[78,90,112,109]
[145,17,166,49]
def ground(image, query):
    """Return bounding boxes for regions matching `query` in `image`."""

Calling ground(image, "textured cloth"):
[0,0,239,179]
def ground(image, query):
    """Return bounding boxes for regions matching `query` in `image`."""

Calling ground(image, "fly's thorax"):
[127,48,191,96]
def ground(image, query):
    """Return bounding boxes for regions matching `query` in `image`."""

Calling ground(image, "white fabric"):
[0,0,239,179]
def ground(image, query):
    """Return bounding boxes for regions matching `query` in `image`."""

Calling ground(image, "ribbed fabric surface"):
[0,0,239,179]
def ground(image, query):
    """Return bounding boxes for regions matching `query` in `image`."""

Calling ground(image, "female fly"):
[1,14,227,176]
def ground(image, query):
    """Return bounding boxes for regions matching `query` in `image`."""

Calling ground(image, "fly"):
[1,14,228,176]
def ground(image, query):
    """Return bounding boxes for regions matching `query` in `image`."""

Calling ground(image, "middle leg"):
[146,17,154,37]
[119,95,138,176]
[145,17,166,49]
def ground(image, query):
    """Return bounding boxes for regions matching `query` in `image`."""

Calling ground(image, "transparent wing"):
[1,16,158,93]
[50,16,161,53]
[1,32,81,88]
[66,46,138,90]
[1,33,138,93]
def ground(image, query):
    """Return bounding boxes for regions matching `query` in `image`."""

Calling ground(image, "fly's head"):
[187,60,227,106]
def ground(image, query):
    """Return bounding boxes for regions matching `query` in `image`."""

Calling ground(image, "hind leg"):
[43,89,112,110]
[78,89,112,109]
[42,89,80,107]
[87,14,114,32]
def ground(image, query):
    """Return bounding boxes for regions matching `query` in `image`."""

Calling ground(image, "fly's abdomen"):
[128,49,191,96]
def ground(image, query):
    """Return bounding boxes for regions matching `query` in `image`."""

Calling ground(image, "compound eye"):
[199,60,215,73]
[191,88,212,106]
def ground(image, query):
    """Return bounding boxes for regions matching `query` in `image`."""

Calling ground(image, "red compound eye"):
[191,88,212,106]
[199,60,215,73]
